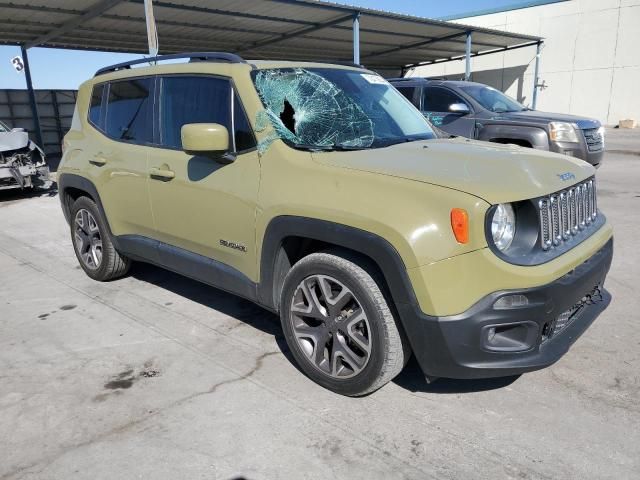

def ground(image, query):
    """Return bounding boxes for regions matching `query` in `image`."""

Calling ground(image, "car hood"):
[0,130,30,152]
[312,138,595,204]
[491,110,600,129]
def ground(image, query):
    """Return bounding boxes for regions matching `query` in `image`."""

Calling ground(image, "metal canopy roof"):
[0,0,542,74]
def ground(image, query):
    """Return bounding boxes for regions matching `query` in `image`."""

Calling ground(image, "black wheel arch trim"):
[57,173,117,243]
[258,216,420,312]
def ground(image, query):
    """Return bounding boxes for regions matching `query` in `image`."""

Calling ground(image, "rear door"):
[421,86,476,138]
[146,74,260,280]
[88,77,156,239]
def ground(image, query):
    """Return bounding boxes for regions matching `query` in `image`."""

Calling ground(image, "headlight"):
[549,122,579,143]
[491,203,516,251]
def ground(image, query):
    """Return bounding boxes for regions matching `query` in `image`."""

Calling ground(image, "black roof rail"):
[94,52,246,77]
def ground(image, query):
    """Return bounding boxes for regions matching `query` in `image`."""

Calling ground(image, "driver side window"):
[422,86,468,113]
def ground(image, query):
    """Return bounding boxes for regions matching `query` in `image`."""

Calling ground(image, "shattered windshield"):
[252,68,435,152]
[459,85,527,113]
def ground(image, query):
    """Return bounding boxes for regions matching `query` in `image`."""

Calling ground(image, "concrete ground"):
[1,144,639,479]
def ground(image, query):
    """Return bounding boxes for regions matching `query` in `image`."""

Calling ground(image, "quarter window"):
[89,84,104,128]
[422,87,467,113]
[159,76,231,150]
[105,78,153,143]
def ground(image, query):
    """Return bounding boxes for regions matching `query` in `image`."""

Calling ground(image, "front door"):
[146,75,260,280]
[421,86,476,138]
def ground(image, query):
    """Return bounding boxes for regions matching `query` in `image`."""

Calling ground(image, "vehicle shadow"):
[131,262,520,395]
[393,356,520,394]
[130,261,291,336]
[0,184,58,203]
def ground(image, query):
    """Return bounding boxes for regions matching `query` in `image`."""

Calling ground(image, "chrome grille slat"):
[577,185,584,229]
[592,181,597,219]
[538,198,551,250]
[539,178,598,251]
[560,192,569,239]
[550,195,561,245]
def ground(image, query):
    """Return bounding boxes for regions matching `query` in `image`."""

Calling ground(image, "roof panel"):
[0,0,541,72]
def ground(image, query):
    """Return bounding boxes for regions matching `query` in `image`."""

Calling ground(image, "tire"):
[70,196,130,281]
[280,250,409,396]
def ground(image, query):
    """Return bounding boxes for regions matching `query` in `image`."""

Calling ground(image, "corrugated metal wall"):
[0,89,77,157]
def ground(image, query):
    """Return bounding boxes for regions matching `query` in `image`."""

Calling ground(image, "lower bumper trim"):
[398,237,613,379]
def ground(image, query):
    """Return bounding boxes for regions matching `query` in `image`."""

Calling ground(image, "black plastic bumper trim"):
[399,237,613,379]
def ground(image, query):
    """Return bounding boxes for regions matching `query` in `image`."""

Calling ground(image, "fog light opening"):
[487,327,496,341]
[482,322,538,352]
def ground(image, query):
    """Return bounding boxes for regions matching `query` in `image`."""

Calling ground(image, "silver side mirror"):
[449,103,470,114]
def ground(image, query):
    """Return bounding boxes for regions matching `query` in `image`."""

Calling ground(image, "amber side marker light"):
[450,208,469,244]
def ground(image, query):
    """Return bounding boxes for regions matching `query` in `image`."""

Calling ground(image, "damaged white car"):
[0,120,51,191]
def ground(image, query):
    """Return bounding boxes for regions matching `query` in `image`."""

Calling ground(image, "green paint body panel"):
[59,60,612,318]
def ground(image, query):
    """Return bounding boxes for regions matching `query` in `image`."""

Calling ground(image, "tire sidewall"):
[70,197,114,281]
[280,256,389,396]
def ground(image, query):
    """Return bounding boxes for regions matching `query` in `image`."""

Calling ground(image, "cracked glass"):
[252,68,435,154]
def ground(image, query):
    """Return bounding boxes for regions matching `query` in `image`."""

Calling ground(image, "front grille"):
[582,128,603,152]
[538,178,597,251]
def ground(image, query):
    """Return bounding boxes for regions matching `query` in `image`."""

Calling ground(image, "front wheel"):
[280,251,408,396]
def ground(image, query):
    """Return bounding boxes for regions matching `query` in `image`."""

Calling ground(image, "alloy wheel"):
[74,208,103,270]
[289,274,371,378]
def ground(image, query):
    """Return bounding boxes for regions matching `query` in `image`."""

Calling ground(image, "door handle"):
[89,153,108,166]
[149,166,175,180]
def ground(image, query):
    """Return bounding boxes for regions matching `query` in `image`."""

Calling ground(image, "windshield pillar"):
[352,12,361,65]
[464,31,472,81]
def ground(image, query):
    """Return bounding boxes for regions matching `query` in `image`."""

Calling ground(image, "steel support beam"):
[532,41,543,109]
[406,40,540,69]
[19,45,43,149]
[239,13,354,52]
[25,0,123,49]
[465,31,472,81]
[51,90,64,154]
[362,31,467,60]
[353,12,360,64]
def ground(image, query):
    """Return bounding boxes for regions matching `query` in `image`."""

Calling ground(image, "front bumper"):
[398,238,613,379]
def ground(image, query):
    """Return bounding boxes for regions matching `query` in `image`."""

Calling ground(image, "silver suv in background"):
[391,78,604,167]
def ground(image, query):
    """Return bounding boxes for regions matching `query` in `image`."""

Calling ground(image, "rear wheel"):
[70,196,130,281]
[280,251,408,396]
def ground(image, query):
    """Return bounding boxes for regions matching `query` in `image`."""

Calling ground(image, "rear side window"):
[422,86,467,112]
[105,78,153,143]
[89,84,104,128]
[159,76,231,149]
[233,91,256,152]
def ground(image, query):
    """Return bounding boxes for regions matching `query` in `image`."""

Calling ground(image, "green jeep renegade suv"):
[58,53,613,396]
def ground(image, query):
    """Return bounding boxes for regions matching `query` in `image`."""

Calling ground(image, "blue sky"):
[0,0,528,90]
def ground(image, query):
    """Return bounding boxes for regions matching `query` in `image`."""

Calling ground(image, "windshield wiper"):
[374,136,432,148]
[292,143,367,152]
